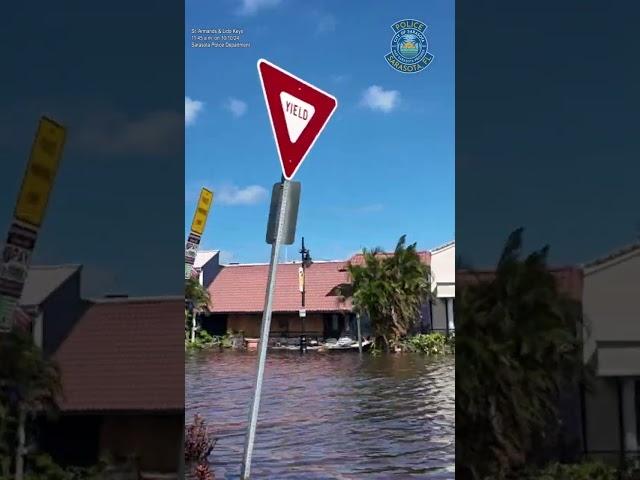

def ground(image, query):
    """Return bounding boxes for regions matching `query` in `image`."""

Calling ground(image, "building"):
[16,265,184,476]
[428,241,455,333]
[201,243,453,340]
[43,296,184,475]
[203,260,354,339]
[21,264,84,355]
[581,242,640,463]
[193,250,222,287]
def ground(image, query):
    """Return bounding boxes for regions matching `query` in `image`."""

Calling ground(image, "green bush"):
[524,461,617,480]
[404,333,453,355]
[446,332,455,353]
[0,453,106,480]
[186,329,235,350]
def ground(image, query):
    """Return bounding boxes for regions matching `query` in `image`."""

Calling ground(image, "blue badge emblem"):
[385,19,433,74]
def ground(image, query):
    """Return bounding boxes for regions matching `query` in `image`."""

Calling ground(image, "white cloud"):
[185,97,204,126]
[353,203,384,213]
[238,0,281,15]
[217,185,268,205]
[331,74,350,84]
[0,99,182,158]
[224,97,248,118]
[75,110,182,157]
[316,13,337,34]
[360,85,400,113]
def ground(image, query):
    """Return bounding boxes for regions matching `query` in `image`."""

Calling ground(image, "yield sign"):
[257,59,338,180]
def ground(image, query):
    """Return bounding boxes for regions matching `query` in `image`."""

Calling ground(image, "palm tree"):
[185,277,211,343]
[456,228,585,480]
[345,235,431,350]
[0,329,61,480]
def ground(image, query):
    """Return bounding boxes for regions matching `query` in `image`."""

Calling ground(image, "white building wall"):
[429,242,455,331]
[583,250,640,366]
[582,247,640,457]
[430,242,455,297]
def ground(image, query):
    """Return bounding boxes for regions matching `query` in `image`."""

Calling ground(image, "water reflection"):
[186,351,454,479]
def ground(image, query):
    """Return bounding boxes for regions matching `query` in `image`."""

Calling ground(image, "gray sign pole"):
[241,179,290,479]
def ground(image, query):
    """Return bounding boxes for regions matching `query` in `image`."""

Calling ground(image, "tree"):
[185,277,211,344]
[345,235,431,350]
[185,277,211,314]
[456,228,586,480]
[0,330,61,480]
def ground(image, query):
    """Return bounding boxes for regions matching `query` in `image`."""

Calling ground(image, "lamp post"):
[299,237,312,353]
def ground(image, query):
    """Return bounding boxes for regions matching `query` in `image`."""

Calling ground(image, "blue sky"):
[185,0,455,263]
[0,1,184,296]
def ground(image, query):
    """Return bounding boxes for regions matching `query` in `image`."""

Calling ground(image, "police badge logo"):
[385,19,434,74]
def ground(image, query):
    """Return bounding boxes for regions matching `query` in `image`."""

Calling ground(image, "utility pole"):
[299,237,312,354]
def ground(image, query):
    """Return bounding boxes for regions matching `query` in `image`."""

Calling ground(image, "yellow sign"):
[190,188,213,235]
[15,117,66,227]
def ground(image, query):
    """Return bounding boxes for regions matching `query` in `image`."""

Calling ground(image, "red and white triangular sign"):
[257,59,338,180]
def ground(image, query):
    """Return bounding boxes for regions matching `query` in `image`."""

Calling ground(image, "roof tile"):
[53,298,184,412]
[208,261,351,313]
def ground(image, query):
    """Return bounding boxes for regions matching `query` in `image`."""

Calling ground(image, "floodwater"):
[186,350,454,479]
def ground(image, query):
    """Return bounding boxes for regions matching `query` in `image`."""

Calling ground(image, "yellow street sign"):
[190,187,214,235]
[15,117,66,228]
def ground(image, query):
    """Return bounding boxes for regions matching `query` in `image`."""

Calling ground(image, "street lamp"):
[299,237,312,353]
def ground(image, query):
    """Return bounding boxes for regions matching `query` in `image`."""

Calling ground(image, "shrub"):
[524,461,616,480]
[185,415,216,464]
[405,333,452,355]
[186,330,235,350]
[194,462,214,480]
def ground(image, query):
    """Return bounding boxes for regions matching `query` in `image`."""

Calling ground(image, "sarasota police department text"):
[191,28,250,48]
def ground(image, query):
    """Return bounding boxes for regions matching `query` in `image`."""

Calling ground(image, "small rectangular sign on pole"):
[0,116,66,331]
[298,266,304,293]
[185,188,213,280]
[190,188,214,236]
[14,117,66,228]
[266,181,300,245]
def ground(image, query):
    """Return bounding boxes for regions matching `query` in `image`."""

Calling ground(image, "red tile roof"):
[208,261,351,313]
[457,267,583,302]
[348,251,431,266]
[53,297,184,412]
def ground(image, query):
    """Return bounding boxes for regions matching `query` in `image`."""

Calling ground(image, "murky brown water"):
[186,350,454,479]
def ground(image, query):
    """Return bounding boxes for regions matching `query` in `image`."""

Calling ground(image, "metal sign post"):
[0,116,66,332]
[241,179,291,480]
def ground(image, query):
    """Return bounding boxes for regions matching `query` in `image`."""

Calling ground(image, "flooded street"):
[186,351,454,479]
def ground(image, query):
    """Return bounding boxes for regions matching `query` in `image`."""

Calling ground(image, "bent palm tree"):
[346,235,430,350]
[456,228,585,480]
